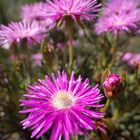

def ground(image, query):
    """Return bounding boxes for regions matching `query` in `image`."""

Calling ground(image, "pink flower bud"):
[103,74,122,97]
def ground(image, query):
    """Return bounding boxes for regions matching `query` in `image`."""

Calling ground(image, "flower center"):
[53,91,74,109]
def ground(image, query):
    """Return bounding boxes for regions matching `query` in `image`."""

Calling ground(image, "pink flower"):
[20,2,59,29]
[44,0,101,22]
[104,0,140,15]
[20,71,104,139]
[31,53,43,67]
[0,20,46,47]
[95,0,140,34]
[122,52,140,66]
[21,2,47,22]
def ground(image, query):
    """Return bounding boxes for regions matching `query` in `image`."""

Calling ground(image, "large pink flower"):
[20,71,104,139]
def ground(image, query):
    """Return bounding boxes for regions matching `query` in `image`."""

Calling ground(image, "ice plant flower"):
[95,0,140,34]
[44,0,101,22]
[0,20,46,47]
[19,71,104,139]
[21,2,47,22]
[122,52,140,67]
[104,0,140,15]
[20,2,59,29]
[103,74,122,97]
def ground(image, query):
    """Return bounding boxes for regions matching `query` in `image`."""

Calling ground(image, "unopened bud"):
[96,119,115,135]
[103,74,122,97]
[96,119,107,134]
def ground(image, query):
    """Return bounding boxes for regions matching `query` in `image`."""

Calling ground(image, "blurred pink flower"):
[122,52,140,66]
[9,54,25,61]
[95,0,140,34]
[21,2,55,29]
[0,20,46,47]
[31,53,42,67]
[57,43,65,48]
[44,0,101,22]
[21,2,47,21]
[104,0,140,15]
[21,0,101,28]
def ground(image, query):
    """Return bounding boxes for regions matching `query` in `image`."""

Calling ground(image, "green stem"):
[25,45,30,69]
[66,26,74,75]
[68,27,74,69]
[112,108,121,121]
[14,43,26,79]
[62,44,67,67]
[108,31,119,70]
[65,16,74,74]
[102,98,112,112]
[15,43,21,60]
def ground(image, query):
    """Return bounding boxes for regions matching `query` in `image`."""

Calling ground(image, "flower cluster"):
[0,0,100,48]
[20,71,104,139]
[95,0,140,34]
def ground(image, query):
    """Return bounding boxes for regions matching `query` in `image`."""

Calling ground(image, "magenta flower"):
[95,0,140,34]
[21,2,47,22]
[44,0,101,22]
[20,71,104,139]
[122,52,140,66]
[103,74,122,97]
[104,0,140,15]
[20,2,58,29]
[0,20,46,47]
